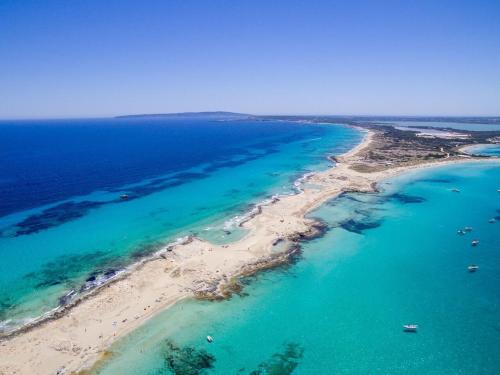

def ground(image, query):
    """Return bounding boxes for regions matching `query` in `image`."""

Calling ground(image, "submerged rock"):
[387,193,426,204]
[249,342,304,375]
[163,339,215,375]
[338,218,381,234]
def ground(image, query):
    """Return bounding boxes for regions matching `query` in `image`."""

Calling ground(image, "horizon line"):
[1,112,500,121]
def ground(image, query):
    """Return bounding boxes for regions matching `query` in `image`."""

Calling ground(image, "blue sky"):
[0,0,499,118]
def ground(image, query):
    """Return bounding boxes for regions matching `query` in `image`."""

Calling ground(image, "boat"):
[451,188,460,193]
[457,229,465,235]
[403,324,418,332]
[120,194,129,200]
[464,226,473,232]
[206,335,213,343]
[471,240,479,246]
[468,265,479,272]
[489,218,496,223]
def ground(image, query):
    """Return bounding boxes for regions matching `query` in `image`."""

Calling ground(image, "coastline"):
[458,143,500,156]
[1,128,499,375]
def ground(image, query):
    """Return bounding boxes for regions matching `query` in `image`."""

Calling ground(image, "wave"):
[220,170,319,232]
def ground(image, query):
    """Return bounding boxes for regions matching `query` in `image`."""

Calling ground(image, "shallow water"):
[93,162,500,375]
[462,144,500,157]
[382,120,500,131]
[0,118,361,331]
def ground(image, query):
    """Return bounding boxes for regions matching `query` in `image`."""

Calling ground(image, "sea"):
[382,120,500,132]
[90,161,500,375]
[1,118,499,374]
[0,117,361,332]
[462,144,500,157]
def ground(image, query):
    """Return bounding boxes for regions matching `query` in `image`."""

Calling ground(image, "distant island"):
[115,111,253,120]
[116,112,500,126]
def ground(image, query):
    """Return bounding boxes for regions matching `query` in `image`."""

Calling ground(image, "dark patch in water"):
[4,170,214,237]
[335,192,376,204]
[325,199,341,207]
[202,149,279,174]
[419,178,453,184]
[248,342,304,375]
[172,172,209,181]
[387,193,426,204]
[4,149,280,237]
[204,158,253,172]
[267,172,281,177]
[110,172,210,194]
[2,237,167,319]
[338,218,381,234]
[354,208,375,216]
[224,188,241,197]
[22,251,112,289]
[129,241,165,260]
[163,339,215,375]
[10,200,105,236]
[0,301,14,322]
[0,298,22,324]
[0,251,123,322]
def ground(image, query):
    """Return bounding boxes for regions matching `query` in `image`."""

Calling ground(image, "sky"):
[0,0,499,118]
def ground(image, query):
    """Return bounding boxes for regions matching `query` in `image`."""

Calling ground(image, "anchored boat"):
[468,265,479,272]
[403,324,418,332]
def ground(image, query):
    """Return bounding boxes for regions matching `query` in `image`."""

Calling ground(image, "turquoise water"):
[462,144,500,157]
[383,120,500,132]
[93,162,500,374]
[0,120,362,331]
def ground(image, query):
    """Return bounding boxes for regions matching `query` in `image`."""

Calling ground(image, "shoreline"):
[1,129,499,375]
[0,126,363,338]
[458,143,500,155]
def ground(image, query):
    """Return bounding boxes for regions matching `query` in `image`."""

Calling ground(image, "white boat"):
[451,188,460,193]
[464,227,473,232]
[403,324,418,332]
[468,265,479,272]
[206,335,213,343]
[457,229,465,235]
[471,240,479,246]
[489,218,496,223]
[120,194,129,200]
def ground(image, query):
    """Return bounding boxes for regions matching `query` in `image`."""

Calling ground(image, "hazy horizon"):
[2,111,500,122]
[1,0,499,118]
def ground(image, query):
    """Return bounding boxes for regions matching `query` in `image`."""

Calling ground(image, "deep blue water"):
[0,118,361,331]
[0,118,333,217]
